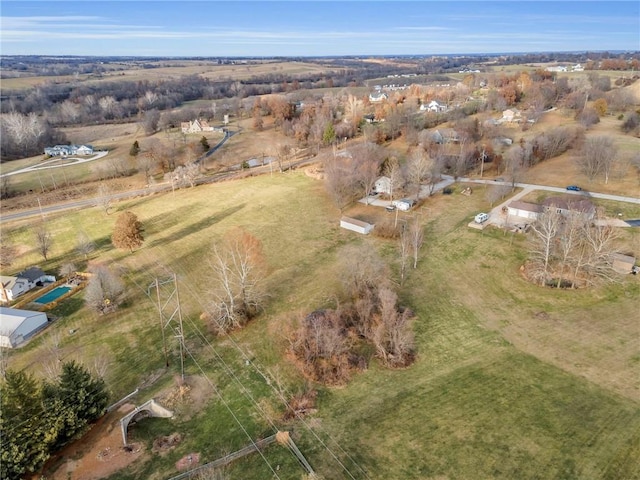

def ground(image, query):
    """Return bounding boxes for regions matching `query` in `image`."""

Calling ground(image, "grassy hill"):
[3,170,639,479]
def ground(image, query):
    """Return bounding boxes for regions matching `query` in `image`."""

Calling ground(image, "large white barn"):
[0,307,49,348]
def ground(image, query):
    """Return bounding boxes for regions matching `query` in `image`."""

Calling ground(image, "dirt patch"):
[176,452,200,471]
[41,404,148,480]
[156,375,212,420]
[152,433,182,455]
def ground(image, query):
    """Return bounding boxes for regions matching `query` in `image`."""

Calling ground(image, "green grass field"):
[3,172,639,479]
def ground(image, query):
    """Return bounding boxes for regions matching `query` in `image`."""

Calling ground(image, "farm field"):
[0,60,338,91]
[3,171,639,479]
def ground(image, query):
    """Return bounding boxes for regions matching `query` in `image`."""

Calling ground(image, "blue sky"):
[1,1,638,57]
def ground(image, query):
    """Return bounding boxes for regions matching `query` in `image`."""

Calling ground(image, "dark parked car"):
[566,185,582,191]
[443,187,453,195]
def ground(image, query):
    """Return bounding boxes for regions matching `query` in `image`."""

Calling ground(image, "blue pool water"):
[34,286,72,304]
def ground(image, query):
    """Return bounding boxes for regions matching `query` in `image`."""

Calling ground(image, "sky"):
[1,1,638,57]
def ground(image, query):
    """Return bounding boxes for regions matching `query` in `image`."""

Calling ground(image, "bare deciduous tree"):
[206,229,266,334]
[76,231,96,260]
[576,136,617,184]
[529,208,562,286]
[372,286,415,367]
[97,183,114,215]
[485,183,512,207]
[59,262,77,279]
[324,152,359,211]
[84,265,125,314]
[409,216,425,269]
[35,223,53,261]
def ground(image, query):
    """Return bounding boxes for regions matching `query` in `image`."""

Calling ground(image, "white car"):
[474,212,489,224]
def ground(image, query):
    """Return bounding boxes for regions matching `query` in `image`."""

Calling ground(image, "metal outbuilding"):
[0,307,49,348]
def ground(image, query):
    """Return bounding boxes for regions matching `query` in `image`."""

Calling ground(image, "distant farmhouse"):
[181,119,223,134]
[44,144,94,156]
[420,100,448,113]
[0,267,55,303]
[369,92,389,103]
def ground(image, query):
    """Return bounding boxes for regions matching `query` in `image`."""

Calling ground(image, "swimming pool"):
[34,286,72,304]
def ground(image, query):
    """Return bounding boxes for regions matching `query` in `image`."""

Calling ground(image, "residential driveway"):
[1,150,109,177]
[358,175,456,207]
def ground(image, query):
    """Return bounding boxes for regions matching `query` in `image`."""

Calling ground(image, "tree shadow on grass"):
[143,204,201,237]
[146,204,245,249]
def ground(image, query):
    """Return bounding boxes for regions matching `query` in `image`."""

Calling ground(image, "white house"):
[75,145,94,155]
[180,119,215,134]
[374,176,392,195]
[369,92,388,103]
[0,276,31,303]
[420,100,447,113]
[44,144,94,156]
[507,201,543,220]
[0,307,49,348]
[340,217,375,235]
[0,267,55,303]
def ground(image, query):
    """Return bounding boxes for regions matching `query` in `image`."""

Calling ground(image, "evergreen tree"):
[129,140,140,157]
[323,122,336,145]
[51,361,109,446]
[200,135,210,152]
[0,371,51,478]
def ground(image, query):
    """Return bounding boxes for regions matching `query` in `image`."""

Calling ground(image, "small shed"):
[340,217,374,235]
[0,307,49,348]
[611,253,636,274]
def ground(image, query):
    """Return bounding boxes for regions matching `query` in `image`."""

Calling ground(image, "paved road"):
[359,176,639,228]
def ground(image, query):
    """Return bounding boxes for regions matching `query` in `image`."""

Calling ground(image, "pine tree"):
[129,140,140,157]
[200,135,210,152]
[51,361,109,446]
[0,371,51,478]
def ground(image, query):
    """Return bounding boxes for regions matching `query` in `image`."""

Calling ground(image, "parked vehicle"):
[566,185,582,191]
[392,198,415,211]
[474,212,489,224]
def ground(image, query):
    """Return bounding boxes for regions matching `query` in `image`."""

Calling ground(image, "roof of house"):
[16,267,45,282]
[0,307,47,335]
[0,276,18,289]
[542,197,595,214]
[508,201,543,213]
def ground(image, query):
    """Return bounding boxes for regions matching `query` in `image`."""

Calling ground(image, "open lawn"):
[3,171,639,479]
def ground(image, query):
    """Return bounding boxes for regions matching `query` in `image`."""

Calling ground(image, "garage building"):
[0,307,49,348]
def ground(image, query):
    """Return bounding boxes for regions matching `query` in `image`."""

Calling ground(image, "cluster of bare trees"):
[575,136,619,184]
[528,207,618,288]
[0,111,67,160]
[288,246,415,385]
[204,229,266,335]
